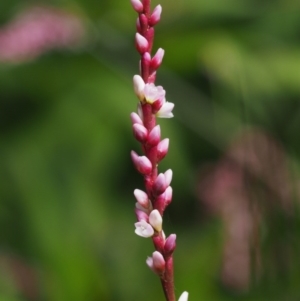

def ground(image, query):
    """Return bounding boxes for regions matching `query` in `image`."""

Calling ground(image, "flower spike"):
[129,0,187,300]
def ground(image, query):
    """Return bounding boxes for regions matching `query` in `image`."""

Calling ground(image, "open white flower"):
[156,101,174,118]
[134,220,154,238]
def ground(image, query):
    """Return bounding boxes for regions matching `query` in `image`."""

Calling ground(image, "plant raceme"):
[129,1,188,300]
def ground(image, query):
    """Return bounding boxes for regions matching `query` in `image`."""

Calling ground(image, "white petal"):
[149,209,163,232]
[134,220,154,238]
[133,75,145,101]
[178,291,189,301]
[156,102,174,118]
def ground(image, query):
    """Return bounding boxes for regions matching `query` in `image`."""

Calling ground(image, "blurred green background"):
[1,0,300,300]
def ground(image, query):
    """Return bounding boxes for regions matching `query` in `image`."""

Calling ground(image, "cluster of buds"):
[130,1,188,301]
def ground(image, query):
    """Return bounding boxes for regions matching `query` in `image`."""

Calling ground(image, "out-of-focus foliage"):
[0,0,300,300]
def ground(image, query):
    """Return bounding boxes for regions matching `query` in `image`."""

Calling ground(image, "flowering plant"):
[129,1,188,300]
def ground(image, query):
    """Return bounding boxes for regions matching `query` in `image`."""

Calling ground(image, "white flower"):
[178,291,189,301]
[143,82,166,104]
[134,220,154,237]
[156,101,174,118]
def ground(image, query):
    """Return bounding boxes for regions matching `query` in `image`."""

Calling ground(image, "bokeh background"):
[1,0,300,300]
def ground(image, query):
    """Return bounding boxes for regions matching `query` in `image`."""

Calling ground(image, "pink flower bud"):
[130,0,144,13]
[142,52,151,65]
[164,234,176,257]
[157,138,169,162]
[152,251,165,273]
[134,189,149,208]
[164,169,173,187]
[133,123,148,143]
[135,33,149,54]
[130,112,143,126]
[139,14,148,32]
[149,209,163,232]
[153,173,167,196]
[131,151,152,175]
[164,186,173,206]
[147,125,161,146]
[149,5,162,26]
[135,208,149,221]
[151,48,164,70]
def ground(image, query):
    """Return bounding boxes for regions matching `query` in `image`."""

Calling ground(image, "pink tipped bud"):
[131,151,152,175]
[130,0,144,13]
[164,234,176,257]
[152,251,165,273]
[147,125,161,146]
[135,33,149,54]
[134,189,149,208]
[130,112,143,126]
[142,52,151,64]
[133,123,148,143]
[151,48,164,70]
[133,74,145,101]
[149,5,162,26]
[153,173,167,196]
[149,209,163,232]
[139,14,148,32]
[164,186,173,206]
[164,169,173,187]
[157,138,169,162]
[135,208,149,221]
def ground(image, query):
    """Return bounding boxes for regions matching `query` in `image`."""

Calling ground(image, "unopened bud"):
[139,14,148,32]
[131,151,152,175]
[153,173,167,196]
[147,125,161,146]
[135,33,149,54]
[164,186,173,206]
[157,138,169,162]
[133,123,148,143]
[130,112,143,126]
[152,251,165,273]
[149,5,162,26]
[164,169,173,187]
[130,0,144,13]
[149,209,163,232]
[164,234,176,257]
[135,208,149,222]
[151,48,164,70]
[134,189,149,208]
